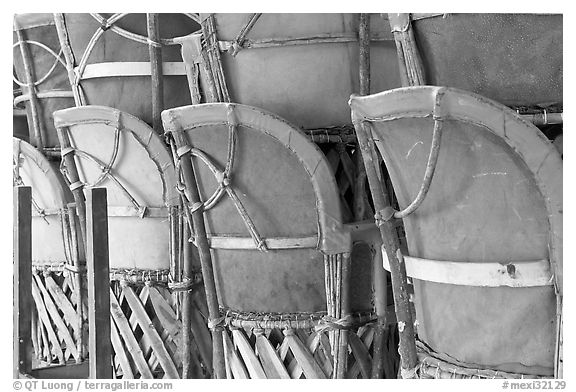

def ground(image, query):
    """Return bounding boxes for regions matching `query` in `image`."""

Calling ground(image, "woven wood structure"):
[351,86,562,378]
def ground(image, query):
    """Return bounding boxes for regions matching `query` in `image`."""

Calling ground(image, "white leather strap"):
[78,61,187,80]
[382,246,553,288]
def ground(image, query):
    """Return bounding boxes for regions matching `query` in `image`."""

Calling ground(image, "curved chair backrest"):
[199,13,400,129]
[13,137,72,264]
[53,106,179,270]
[13,13,75,148]
[350,86,562,376]
[395,13,562,107]
[54,13,200,126]
[162,103,359,314]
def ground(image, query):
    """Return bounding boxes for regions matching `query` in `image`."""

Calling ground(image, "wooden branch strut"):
[375,89,444,224]
[147,14,164,136]
[53,13,85,106]
[217,32,395,53]
[14,26,47,148]
[169,128,226,379]
[352,118,418,378]
[227,13,262,56]
[388,13,426,87]
[201,15,231,103]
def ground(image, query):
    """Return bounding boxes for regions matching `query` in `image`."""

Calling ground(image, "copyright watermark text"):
[502,380,566,390]
[13,381,173,392]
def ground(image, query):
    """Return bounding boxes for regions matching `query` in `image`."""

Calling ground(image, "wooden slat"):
[254,334,290,379]
[361,326,375,348]
[288,354,304,379]
[385,326,398,378]
[338,148,357,191]
[139,286,163,374]
[86,188,112,378]
[231,329,267,378]
[148,286,183,350]
[34,274,79,361]
[38,315,52,363]
[277,336,290,362]
[31,277,64,363]
[222,331,249,379]
[126,286,153,360]
[110,316,135,379]
[14,186,32,377]
[109,290,154,379]
[190,303,212,370]
[192,291,209,320]
[284,331,326,379]
[309,332,332,378]
[318,332,334,372]
[31,309,40,361]
[349,331,372,378]
[122,285,179,378]
[44,275,81,338]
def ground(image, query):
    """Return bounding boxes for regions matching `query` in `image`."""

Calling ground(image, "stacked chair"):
[348,13,562,378]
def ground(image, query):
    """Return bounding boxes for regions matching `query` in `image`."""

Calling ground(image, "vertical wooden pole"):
[337,253,351,378]
[353,120,418,377]
[14,186,33,378]
[53,13,85,106]
[182,222,202,378]
[86,188,112,378]
[358,14,371,97]
[388,13,426,87]
[171,132,226,379]
[56,127,87,248]
[354,13,371,222]
[357,13,389,378]
[147,13,164,136]
[14,25,46,148]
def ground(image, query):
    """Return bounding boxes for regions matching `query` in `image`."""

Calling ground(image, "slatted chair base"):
[30,269,83,366]
[219,323,399,379]
[30,272,212,379]
[109,281,212,379]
